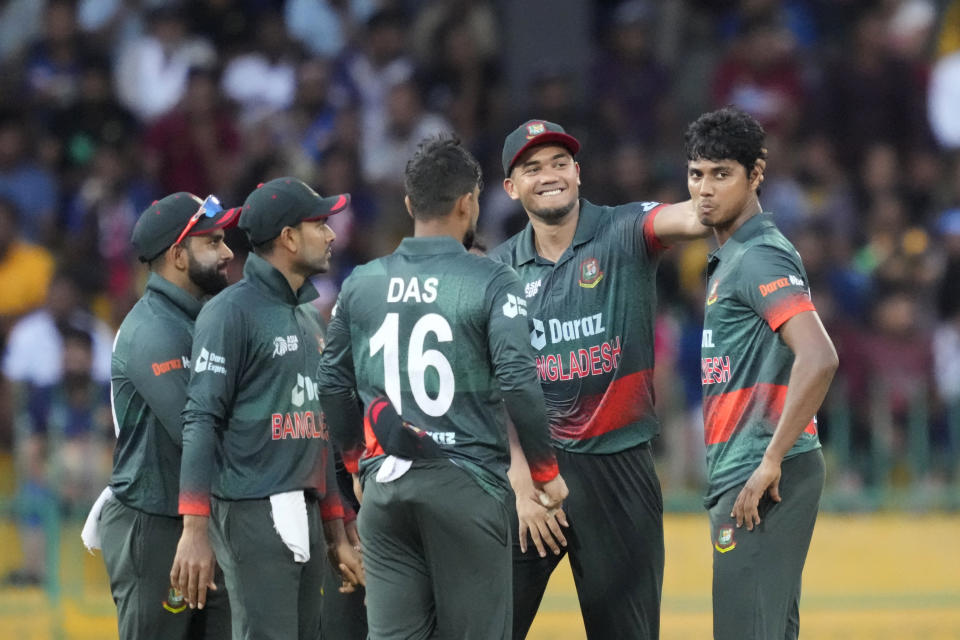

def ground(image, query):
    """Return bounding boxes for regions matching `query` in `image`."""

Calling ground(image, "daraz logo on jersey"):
[758,275,805,297]
[271,373,329,441]
[291,373,319,407]
[529,313,606,350]
[502,293,527,318]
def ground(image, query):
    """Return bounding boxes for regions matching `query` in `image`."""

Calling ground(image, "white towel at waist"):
[375,455,413,483]
[81,486,115,553]
[270,490,310,563]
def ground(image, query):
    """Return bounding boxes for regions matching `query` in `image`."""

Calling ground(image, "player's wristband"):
[178,494,211,517]
[529,459,559,484]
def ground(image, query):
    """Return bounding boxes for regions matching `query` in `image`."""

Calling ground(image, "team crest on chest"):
[715,525,736,553]
[706,279,720,305]
[578,257,604,289]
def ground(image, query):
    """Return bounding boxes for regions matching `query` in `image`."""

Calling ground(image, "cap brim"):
[304,193,351,222]
[508,132,581,174]
[189,206,242,235]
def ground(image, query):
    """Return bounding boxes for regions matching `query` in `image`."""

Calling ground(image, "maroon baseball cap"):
[501,119,581,176]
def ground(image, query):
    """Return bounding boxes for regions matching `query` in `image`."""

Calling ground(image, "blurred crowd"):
[0,0,958,566]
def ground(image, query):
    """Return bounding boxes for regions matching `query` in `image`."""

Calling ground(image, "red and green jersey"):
[111,273,202,516]
[489,199,668,454]
[317,236,557,498]
[701,213,821,504]
[178,253,341,520]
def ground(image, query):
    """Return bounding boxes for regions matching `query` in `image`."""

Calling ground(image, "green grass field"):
[1,513,958,639]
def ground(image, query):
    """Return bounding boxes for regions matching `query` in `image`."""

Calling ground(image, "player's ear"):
[503,178,519,201]
[454,191,472,219]
[404,195,415,220]
[277,225,299,253]
[170,242,189,271]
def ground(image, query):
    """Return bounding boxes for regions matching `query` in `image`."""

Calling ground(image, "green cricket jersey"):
[701,213,821,505]
[110,273,201,517]
[179,253,342,519]
[489,199,668,454]
[317,236,557,497]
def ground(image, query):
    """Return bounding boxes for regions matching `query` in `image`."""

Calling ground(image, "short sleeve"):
[619,201,667,259]
[737,244,816,331]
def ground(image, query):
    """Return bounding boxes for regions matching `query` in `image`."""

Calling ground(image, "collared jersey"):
[701,213,821,505]
[317,235,555,498]
[111,273,202,516]
[489,198,668,454]
[179,253,340,518]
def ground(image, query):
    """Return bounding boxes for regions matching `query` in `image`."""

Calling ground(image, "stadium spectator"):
[0,112,60,245]
[5,326,111,587]
[284,0,377,60]
[48,57,140,182]
[0,198,55,332]
[24,0,90,112]
[3,269,114,388]
[220,9,302,126]
[143,66,241,198]
[113,7,216,123]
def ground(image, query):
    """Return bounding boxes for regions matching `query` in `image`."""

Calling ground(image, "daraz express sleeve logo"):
[502,293,527,318]
[194,348,226,375]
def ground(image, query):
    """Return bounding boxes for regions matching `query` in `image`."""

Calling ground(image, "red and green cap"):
[239,177,350,245]
[501,119,581,176]
[132,192,240,262]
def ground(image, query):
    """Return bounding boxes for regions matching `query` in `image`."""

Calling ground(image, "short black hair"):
[404,135,482,221]
[685,106,767,182]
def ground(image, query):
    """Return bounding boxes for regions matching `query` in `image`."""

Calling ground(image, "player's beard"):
[528,198,577,226]
[187,255,230,296]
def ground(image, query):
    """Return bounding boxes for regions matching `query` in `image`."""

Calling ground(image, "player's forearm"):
[318,448,346,521]
[765,348,838,462]
[506,420,531,484]
[178,413,218,516]
[318,390,364,456]
[652,200,711,244]
[502,388,558,483]
[322,516,348,546]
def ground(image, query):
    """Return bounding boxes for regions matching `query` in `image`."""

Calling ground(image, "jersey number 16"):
[369,313,455,417]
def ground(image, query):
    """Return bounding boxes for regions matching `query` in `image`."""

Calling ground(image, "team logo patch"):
[706,280,720,305]
[715,525,736,553]
[578,258,603,288]
[162,587,187,613]
[526,122,546,138]
[272,335,299,358]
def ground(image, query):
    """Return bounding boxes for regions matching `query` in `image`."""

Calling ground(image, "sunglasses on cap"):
[174,195,223,246]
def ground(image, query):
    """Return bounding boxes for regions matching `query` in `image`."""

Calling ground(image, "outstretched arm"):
[650,200,710,245]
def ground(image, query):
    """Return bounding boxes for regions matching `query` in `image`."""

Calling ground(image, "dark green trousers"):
[209,495,325,640]
[99,498,230,640]
[358,459,511,640]
[510,442,664,640]
[708,449,825,640]
[320,549,367,640]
